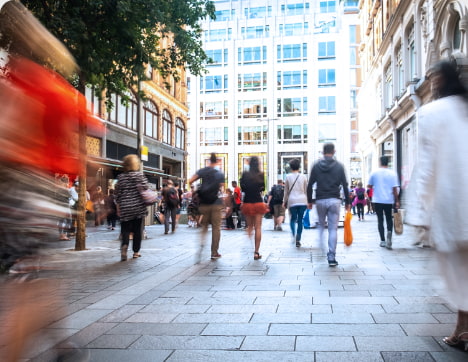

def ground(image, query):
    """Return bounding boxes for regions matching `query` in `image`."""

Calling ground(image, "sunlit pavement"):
[9,214,468,361]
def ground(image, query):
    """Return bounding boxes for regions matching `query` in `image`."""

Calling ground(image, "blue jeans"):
[289,205,307,241]
[315,198,341,261]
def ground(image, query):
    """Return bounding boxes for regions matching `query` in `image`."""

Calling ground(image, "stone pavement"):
[8,213,468,361]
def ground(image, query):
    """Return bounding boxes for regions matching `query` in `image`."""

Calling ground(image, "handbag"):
[344,211,353,246]
[393,208,403,235]
[86,200,94,213]
[139,187,158,206]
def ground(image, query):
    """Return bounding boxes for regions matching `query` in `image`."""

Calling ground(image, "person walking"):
[283,159,308,247]
[307,143,350,267]
[352,181,367,221]
[188,153,225,261]
[115,154,149,261]
[240,156,268,260]
[267,180,286,231]
[367,156,400,250]
[162,180,179,234]
[105,189,118,230]
[231,181,242,228]
[405,60,468,350]
[223,188,235,230]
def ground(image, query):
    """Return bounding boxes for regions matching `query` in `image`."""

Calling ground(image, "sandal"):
[133,253,141,258]
[254,252,262,260]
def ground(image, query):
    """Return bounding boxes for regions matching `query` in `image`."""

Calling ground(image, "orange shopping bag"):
[344,211,353,246]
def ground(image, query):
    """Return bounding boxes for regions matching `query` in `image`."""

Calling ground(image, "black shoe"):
[296,241,301,247]
[328,259,338,267]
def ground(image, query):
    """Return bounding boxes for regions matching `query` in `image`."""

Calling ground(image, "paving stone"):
[172,313,252,324]
[240,336,296,351]
[107,323,206,336]
[312,313,374,324]
[86,349,171,362]
[201,323,269,336]
[268,323,405,336]
[400,324,454,337]
[207,304,277,314]
[316,352,383,361]
[49,309,113,330]
[250,313,311,323]
[166,350,315,362]
[373,313,439,324]
[129,335,244,350]
[296,336,356,351]
[354,336,443,351]
[381,351,437,362]
[87,334,139,349]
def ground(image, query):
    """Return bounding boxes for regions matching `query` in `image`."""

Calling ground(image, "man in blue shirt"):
[367,156,400,249]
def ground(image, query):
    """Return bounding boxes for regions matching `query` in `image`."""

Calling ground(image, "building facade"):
[358,0,468,200]
[85,65,188,192]
[188,0,361,190]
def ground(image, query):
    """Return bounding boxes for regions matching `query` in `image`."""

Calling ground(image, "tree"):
[12,0,215,250]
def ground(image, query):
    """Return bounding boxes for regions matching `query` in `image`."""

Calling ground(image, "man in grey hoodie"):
[307,143,350,266]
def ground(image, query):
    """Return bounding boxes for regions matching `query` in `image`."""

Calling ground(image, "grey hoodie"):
[307,156,349,204]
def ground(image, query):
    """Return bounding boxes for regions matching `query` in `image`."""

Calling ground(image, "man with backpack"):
[267,179,285,231]
[162,179,180,234]
[189,153,225,261]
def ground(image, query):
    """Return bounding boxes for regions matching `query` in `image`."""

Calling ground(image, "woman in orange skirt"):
[240,156,268,260]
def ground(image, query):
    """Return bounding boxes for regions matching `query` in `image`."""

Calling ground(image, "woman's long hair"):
[247,156,264,185]
[430,60,467,99]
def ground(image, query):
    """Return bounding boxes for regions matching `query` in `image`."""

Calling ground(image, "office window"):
[238,46,267,65]
[277,70,307,89]
[350,47,357,65]
[200,74,228,93]
[349,25,357,44]
[320,0,336,13]
[162,110,172,144]
[281,3,310,15]
[350,90,357,109]
[175,118,185,149]
[85,86,101,116]
[238,72,267,92]
[279,22,309,36]
[244,6,272,18]
[318,123,336,142]
[318,96,336,113]
[396,46,404,95]
[277,97,308,117]
[241,25,270,39]
[407,26,416,80]
[384,63,393,109]
[144,100,159,139]
[206,49,228,67]
[200,127,228,146]
[318,41,335,59]
[200,101,228,119]
[237,125,267,145]
[213,9,235,21]
[277,43,307,62]
[204,28,232,42]
[108,92,138,131]
[277,124,308,144]
[318,69,335,87]
[238,99,267,118]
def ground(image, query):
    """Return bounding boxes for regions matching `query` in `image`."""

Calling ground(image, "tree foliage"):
[19,0,215,96]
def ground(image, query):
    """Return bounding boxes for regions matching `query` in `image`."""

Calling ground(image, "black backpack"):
[198,169,221,204]
[166,187,179,208]
[356,189,365,200]
[272,184,284,202]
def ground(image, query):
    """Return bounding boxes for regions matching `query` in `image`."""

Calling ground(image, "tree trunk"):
[75,76,88,251]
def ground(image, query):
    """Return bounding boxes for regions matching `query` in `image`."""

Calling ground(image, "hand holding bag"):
[393,208,403,235]
[344,211,353,246]
[139,186,158,206]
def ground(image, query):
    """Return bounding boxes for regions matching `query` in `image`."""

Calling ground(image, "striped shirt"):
[115,171,148,222]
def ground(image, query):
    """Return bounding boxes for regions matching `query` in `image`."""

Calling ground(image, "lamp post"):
[257,118,278,190]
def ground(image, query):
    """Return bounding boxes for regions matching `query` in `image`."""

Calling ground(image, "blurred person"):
[366,186,375,214]
[91,185,105,226]
[405,60,468,351]
[352,181,367,221]
[174,181,183,224]
[367,156,400,250]
[240,156,267,260]
[56,175,72,240]
[187,185,201,228]
[115,154,149,260]
[189,153,225,261]
[105,189,118,230]
[223,188,235,230]
[283,159,308,247]
[307,143,350,267]
[0,2,101,359]
[267,179,285,231]
[162,179,179,234]
[231,180,242,228]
